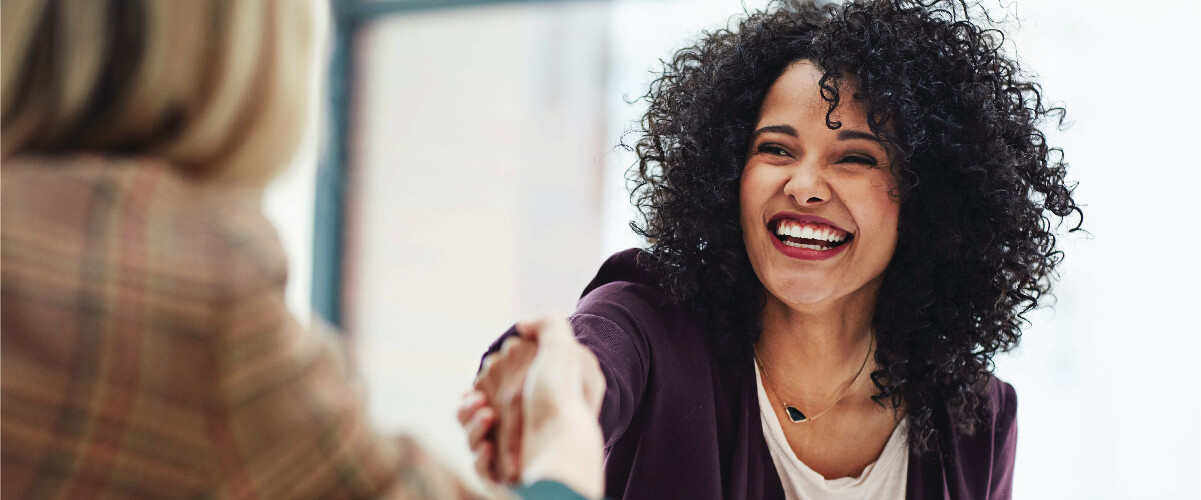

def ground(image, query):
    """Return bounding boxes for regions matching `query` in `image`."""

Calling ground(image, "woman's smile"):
[767,213,853,260]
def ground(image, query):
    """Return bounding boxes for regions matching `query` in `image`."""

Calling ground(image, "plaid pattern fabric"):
[1,157,485,500]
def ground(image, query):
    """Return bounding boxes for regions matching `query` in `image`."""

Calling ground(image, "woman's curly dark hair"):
[627,0,1082,453]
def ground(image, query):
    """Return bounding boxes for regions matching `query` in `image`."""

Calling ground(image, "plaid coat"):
[1,157,482,499]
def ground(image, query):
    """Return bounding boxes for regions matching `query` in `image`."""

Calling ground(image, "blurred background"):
[263,0,1201,497]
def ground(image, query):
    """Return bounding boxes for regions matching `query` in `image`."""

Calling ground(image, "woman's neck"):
[756,288,878,401]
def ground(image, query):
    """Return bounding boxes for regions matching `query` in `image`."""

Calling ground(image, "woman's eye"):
[840,154,878,167]
[757,144,791,157]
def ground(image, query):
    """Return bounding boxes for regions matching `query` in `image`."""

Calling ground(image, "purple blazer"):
[489,249,1017,499]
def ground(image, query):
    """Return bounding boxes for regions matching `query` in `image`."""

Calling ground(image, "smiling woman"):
[463,0,1082,498]
[740,62,907,484]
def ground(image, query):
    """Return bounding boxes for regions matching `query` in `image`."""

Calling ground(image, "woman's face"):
[740,61,900,310]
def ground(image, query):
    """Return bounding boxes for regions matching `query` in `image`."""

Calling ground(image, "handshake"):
[458,317,607,499]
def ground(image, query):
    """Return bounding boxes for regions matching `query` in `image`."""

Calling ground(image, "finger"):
[457,390,487,425]
[515,315,552,342]
[476,353,497,384]
[532,315,573,348]
[519,315,575,351]
[473,441,497,483]
[506,410,524,484]
[499,335,522,355]
[514,319,536,339]
[466,406,496,449]
[504,386,531,481]
[496,389,524,482]
[523,321,580,395]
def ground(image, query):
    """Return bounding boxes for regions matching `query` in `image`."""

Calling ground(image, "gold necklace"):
[753,334,874,424]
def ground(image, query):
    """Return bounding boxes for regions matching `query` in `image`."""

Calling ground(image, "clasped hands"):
[459,317,606,499]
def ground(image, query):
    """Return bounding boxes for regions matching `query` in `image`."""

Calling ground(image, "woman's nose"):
[783,161,831,206]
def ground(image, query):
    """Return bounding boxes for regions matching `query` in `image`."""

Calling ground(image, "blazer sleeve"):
[206,209,479,500]
[989,379,1018,500]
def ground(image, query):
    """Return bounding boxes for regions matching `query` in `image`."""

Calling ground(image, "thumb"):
[516,315,574,348]
[521,316,584,408]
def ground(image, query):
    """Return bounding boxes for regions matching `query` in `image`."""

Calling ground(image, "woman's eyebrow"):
[751,124,797,138]
[752,125,881,145]
[837,129,883,144]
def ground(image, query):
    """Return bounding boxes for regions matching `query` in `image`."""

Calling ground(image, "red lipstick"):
[767,212,853,261]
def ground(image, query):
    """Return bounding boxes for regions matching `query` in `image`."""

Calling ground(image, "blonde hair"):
[1,0,325,184]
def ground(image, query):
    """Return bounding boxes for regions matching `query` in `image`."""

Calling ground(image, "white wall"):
[986,0,1201,497]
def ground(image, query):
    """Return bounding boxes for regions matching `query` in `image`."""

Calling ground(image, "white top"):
[754,358,910,499]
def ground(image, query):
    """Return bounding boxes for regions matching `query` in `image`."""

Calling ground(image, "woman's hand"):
[464,335,537,483]
[514,316,606,498]
[459,317,605,498]
[457,389,501,482]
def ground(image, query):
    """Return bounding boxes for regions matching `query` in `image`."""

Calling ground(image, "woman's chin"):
[763,284,841,310]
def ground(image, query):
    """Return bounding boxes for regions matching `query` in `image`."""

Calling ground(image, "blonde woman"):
[0,1,603,498]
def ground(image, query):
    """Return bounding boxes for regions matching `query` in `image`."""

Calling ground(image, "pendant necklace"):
[753,334,874,424]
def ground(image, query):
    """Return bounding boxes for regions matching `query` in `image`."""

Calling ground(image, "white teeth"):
[782,240,830,250]
[774,220,850,244]
[775,222,797,237]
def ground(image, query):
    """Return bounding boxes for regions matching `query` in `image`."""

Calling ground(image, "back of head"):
[1,0,325,184]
